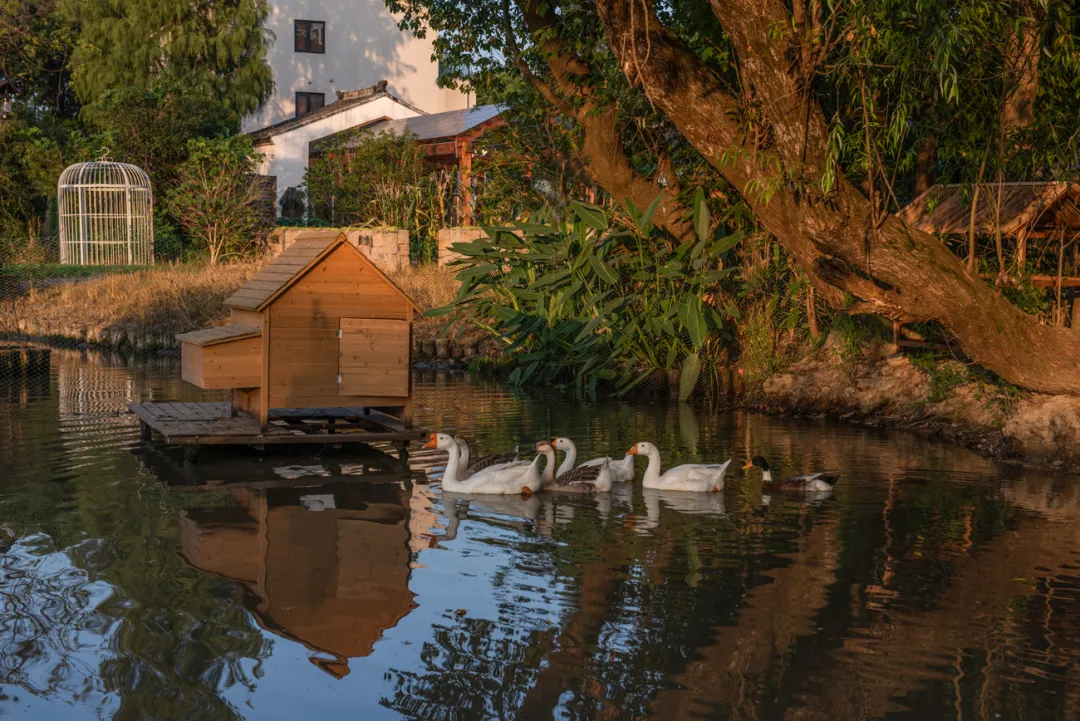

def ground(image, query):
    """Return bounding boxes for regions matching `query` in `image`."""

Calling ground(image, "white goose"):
[536,440,614,493]
[551,437,635,482]
[454,436,522,479]
[628,442,731,492]
[423,433,543,495]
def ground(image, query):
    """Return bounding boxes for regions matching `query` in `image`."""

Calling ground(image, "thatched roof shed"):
[899,182,1080,239]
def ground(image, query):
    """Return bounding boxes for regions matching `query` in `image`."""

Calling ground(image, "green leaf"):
[713,230,744,255]
[694,189,711,242]
[704,267,738,283]
[422,304,458,318]
[569,200,609,231]
[685,302,708,347]
[639,191,665,233]
[679,352,701,401]
[588,254,618,285]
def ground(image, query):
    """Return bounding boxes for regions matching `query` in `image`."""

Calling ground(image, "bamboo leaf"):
[713,230,744,255]
[569,199,609,231]
[588,254,618,284]
[639,191,665,233]
[694,189,711,242]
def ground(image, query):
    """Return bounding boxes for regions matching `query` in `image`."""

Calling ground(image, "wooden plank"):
[340,318,409,332]
[271,393,408,408]
[168,431,426,446]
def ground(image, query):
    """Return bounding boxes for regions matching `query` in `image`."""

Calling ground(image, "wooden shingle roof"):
[899,182,1080,238]
[175,324,261,347]
[223,232,421,313]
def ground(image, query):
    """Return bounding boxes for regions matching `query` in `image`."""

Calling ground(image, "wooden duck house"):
[175,232,419,429]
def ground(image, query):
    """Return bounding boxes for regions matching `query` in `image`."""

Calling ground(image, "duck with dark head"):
[742,456,839,492]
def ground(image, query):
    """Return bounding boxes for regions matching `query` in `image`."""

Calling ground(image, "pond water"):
[2,350,1080,720]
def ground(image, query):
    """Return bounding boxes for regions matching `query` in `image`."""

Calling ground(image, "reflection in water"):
[177,481,420,679]
[1,351,1080,719]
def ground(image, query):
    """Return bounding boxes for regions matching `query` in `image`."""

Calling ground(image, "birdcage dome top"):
[58,154,152,191]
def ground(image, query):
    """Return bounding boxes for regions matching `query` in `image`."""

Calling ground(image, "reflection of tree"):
[0,351,269,719]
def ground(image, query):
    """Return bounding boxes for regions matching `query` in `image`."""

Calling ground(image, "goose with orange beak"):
[423,433,543,496]
[628,441,731,492]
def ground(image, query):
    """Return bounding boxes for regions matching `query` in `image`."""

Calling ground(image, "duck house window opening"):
[295,20,325,53]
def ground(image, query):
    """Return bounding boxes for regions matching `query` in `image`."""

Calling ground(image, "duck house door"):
[337,318,410,397]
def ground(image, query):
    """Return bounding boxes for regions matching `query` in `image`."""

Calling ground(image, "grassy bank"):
[0,260,462,345]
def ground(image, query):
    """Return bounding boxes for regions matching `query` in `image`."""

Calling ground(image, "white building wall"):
[244,0,469,132]
[253,95,422,197]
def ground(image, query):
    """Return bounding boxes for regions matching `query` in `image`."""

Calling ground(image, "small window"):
[294,20,325,53]
[295,92,325,118]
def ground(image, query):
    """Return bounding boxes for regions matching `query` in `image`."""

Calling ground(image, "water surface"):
[2,349,1079,720]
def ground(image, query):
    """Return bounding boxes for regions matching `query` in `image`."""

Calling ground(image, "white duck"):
[454,436,522,479]
[423,433,543,495]
[628,441,731,492]
[551,437,635,482]
[536,440,614,493]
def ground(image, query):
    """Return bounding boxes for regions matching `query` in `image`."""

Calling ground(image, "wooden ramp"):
[129,402,426,447]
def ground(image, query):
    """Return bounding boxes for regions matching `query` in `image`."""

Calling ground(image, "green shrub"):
[304,131,453,262]
[430,193,741,398]
[164,136,270,264]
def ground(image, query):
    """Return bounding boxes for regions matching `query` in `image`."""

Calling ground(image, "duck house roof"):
[223,232,420,313]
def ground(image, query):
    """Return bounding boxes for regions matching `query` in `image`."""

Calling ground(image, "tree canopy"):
[67,0,273,115]
[389,0,1080,394]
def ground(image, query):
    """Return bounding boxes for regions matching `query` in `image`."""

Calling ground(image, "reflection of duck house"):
[178,483,418,678]
[130,233,427,448]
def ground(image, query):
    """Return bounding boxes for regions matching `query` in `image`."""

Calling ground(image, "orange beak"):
[521,487,534,498]
[550,438,558,444]
[627,446,638,455]
[422,434,438,450]
[742,461,753,470]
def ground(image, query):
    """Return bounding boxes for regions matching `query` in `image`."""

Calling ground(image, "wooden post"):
[458,139,473,226]
[892,321,901,354]
[1072,297,1080,330]
[259,308,270,430]
[1016,228,1028,273]
[404,305,414,428]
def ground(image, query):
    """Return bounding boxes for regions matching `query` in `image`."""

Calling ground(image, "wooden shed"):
[175,232,419,429]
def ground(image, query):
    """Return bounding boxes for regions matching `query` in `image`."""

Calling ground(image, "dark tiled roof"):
[899,182,1080,237]
[311,104,506,153]
[247,81,426,144]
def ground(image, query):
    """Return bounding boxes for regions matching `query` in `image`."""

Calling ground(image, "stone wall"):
[269,227,410,273]
[437,227,486,266]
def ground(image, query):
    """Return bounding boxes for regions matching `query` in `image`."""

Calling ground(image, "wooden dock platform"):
[129,401,427,448]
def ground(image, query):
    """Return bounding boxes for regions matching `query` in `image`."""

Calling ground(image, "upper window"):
[295,92,325,118]
[294,20,325,53]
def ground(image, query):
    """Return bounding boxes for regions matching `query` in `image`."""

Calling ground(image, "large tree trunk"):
[1000,2,1042,134]
[510,0,694,241]
[595,0,1080,395]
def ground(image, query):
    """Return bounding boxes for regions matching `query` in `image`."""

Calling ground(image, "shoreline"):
[757,336,1080,475]
[8,330,1080,475]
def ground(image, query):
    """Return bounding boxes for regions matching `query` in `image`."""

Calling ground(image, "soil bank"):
[756,333,1080,473]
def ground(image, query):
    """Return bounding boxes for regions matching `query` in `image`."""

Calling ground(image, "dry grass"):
[0,260,467,344]
[388,263,463,342]
[0,262,258,337]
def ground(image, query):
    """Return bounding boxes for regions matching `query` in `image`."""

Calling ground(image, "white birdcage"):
[58,152,154,265]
